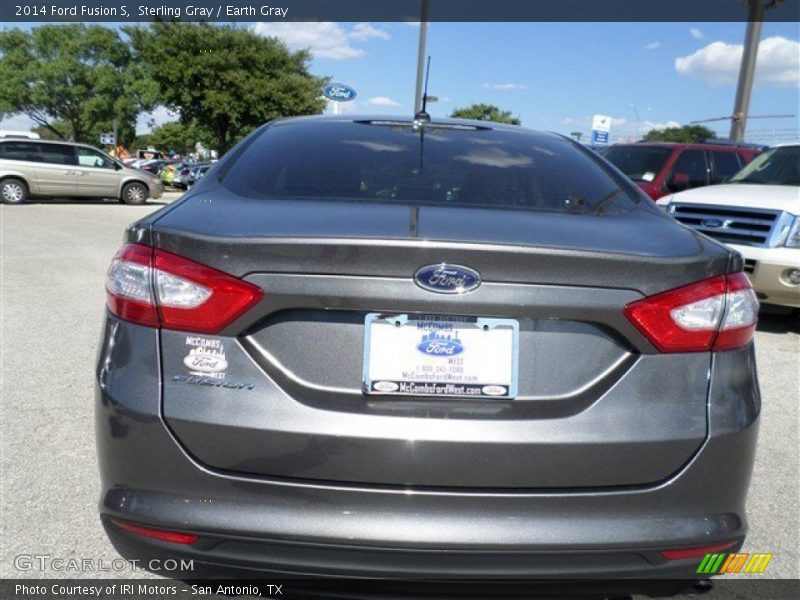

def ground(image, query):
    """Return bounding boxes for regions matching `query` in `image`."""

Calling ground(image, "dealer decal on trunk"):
[184,336,228,379]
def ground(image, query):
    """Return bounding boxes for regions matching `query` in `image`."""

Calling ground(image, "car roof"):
[269,114,563,138]
[609,141,757,151]
[0,130,40,139]
[0,138,104,151]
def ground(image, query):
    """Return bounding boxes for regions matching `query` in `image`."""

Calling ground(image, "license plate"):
[363,314,519,398]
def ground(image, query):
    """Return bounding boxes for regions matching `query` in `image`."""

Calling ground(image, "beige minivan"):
[0,139,164,205]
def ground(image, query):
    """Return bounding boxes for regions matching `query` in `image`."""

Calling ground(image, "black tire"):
[121,182,148,206]
[0,178,28,204]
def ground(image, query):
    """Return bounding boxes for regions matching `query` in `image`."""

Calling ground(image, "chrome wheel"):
[122,183,147,205]
[1,181,26,204]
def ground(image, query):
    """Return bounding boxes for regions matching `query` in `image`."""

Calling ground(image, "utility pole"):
[729,0,781,141]
[629,104,641,140]
[414,0,429,113]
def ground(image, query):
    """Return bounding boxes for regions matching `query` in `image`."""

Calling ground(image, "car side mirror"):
[114,162,123,170]
[667,172,690,192]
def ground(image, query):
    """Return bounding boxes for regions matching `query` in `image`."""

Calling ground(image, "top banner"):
[4,0,800,23]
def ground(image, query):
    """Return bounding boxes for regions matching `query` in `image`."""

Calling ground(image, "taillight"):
[624,273,758,352]
[110,519,199,545]
[105,243,263,333]
[661,540,738,560]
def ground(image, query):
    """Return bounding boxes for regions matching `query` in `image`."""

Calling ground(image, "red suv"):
[600,142,762,200]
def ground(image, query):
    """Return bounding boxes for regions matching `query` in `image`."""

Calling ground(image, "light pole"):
[629,104,641,140]
[729,0,782,141]
[414,0,429,113]
[629,104,652,141]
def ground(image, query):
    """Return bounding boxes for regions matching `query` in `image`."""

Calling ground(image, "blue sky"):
[291,21,799,143]
[3,21,798,144]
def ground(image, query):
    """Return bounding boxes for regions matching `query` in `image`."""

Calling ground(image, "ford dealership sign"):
[322,83,357,102]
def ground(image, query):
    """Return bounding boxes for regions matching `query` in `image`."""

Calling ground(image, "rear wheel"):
[0,178,28,204]
[121,182,148,205]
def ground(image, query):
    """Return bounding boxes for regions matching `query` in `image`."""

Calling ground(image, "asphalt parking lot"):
[1,195,798,591]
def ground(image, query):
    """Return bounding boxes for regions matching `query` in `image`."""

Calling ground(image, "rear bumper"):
[733,244,800,308]
[95,317,760,583]
[102,519,737,586]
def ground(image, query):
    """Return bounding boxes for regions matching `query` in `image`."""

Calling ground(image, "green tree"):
[450,103,521,125]
[126,22,327,154]
[147,121,214,156]
[32,119,137,149]
[0,25,156,145]
[32,121,72,141]
[131,133,154,150]
[643,125,716,143]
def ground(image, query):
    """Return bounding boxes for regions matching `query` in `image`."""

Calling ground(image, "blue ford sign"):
[322,83,357,102]
[414,264,481,294]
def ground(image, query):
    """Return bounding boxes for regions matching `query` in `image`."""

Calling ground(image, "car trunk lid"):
[153,195,725,489]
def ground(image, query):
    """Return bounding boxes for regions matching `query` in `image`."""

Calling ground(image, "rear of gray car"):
[96,117,760,594]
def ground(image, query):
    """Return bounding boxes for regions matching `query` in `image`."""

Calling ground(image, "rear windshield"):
[222,121,640,214]
[729,146,800,186]
[601,146,673,182]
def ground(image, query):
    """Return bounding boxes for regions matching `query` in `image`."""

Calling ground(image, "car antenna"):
[413,56,432,127]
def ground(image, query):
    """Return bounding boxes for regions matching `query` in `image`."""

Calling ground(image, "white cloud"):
[640,120,682,133]
[351,23,390,41]
[644,42,661,50]
[609,116,627,126]
[483,83,528,91]
[367,96,401,107]
[675,36,800,86]
[252,22,365,59]
[690,28,705,40]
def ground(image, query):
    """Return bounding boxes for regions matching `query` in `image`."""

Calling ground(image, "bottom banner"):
[1,578,799,600]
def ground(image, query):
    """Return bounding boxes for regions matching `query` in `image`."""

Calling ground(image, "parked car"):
[601,141,762,200]
[135,148,167,161]
[659,143,800,309]
[137,159,169,175]
[161,161,195,187]
[97,116,760,592]
[174,162,211,189]
[0,139,164,204]
[186,163,212,188]
[170,163,196,189]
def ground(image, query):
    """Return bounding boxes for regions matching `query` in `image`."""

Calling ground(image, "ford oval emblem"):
[414,264,481,294]
[417,335,464,357]
[322,82,357,102]
[702,218,723,229]
[183,353,228,373]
